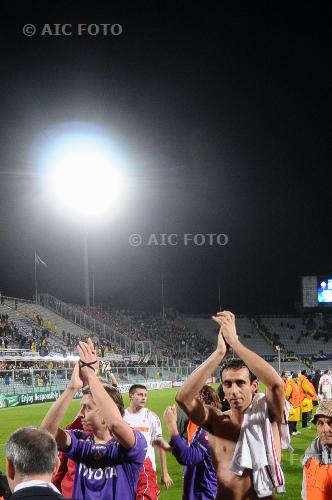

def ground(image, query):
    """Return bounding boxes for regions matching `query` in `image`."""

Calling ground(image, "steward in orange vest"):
[299,370,316,428]
[284,374,302,435]
[302,400,332,500]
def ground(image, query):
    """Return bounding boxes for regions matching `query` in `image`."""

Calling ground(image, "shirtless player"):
[176,311,285,500]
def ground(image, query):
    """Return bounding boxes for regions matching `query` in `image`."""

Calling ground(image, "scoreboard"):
[302,275,332,309]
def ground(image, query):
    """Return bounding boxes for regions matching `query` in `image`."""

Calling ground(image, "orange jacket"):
[304,458,332,500]
[187,420,198,444]
[307,379,318,402]
[298,375,315,400]
[285,379,302,408]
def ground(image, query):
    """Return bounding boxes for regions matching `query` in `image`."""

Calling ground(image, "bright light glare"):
[45,132,125,217]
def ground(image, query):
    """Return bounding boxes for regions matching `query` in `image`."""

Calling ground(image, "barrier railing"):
[0,365,194,396]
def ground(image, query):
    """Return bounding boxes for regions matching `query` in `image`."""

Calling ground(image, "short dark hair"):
[199,385,221,409]
[301,370,307,376]
[221,359,257,384]
[129,384,147,397]
[82,384,125,416]
[6,427,58,475]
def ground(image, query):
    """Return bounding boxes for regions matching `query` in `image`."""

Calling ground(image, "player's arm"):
[176,325,227,427]
[161,405,205,466]
[214,311,285,422]
[108,371,118,387]
[78,340,136,449]
[158,448,173,488]
[150,409,173,488]
[302,379,314,396]
[285,382,292,401]
[40,363,82,449]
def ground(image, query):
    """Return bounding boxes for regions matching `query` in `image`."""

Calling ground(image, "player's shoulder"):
[67,429,94,445]
[123,408,131,419]
[145,407,159,421]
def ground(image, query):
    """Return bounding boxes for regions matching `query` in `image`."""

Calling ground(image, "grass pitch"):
[0,387,314,499]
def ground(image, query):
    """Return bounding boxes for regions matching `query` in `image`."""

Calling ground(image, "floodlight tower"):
[43,128,125,307]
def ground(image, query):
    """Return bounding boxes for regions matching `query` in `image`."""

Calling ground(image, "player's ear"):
[6,458,15,480]
[53,456,61,476]
[251,379,259,394]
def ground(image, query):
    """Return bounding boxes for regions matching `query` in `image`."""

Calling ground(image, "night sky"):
[0,3,331,315]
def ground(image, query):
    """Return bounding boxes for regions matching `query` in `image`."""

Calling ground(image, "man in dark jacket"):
[313,369,321,395]
[0,472,11,500]
[5,427,71,500]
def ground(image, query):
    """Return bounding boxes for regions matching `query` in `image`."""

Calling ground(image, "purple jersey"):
[61,429,147,500]
[170,428,217,500]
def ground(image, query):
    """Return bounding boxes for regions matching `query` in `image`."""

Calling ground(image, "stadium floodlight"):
[38,123,128,306]
[45,132,125,217]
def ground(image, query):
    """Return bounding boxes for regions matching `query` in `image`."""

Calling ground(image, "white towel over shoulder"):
[229,393,286,498]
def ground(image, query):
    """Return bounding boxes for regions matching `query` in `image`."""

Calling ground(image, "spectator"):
[302,400,332,499]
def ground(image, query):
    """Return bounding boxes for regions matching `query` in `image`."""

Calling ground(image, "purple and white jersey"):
[61,429,147,500]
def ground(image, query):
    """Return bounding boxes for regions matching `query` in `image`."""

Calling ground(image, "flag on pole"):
[35,252,47,267]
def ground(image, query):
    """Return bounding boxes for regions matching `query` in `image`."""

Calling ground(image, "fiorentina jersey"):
[124,407,162,470]
[61,429,147,500]
[170,428,217,500]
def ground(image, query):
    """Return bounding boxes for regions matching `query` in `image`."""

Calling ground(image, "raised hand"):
[68,362,84,392]
[77,338,99,384]
[212,315,228,355]
[212,311,238,348]
[163,405,177,426]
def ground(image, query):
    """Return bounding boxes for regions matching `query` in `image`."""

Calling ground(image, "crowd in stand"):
[76,305,215,362]
[2,312,332,500]
[75,306,150,342]
[252,314,332,360]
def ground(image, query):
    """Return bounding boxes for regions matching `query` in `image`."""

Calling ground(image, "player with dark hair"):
[176,311,285,500]
[124,384,173,499]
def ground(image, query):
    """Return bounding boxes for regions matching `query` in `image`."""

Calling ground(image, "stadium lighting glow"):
[37,122,129,306]
[43,128,126,217]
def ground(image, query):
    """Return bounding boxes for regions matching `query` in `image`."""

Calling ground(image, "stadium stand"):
[257,315,332,356]
[184,315,276,355]
[3,290,332,388]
